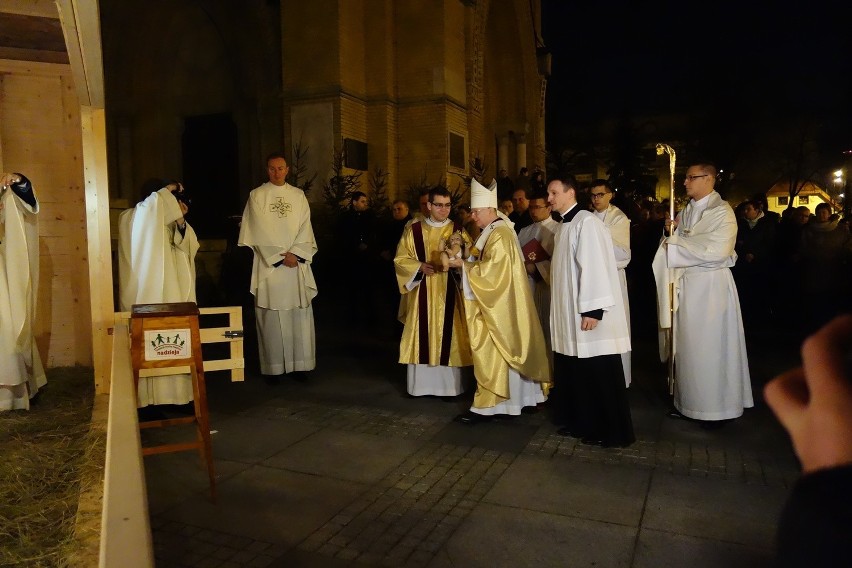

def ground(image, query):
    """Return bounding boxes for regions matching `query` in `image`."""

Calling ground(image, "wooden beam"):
[82,106,114,394]
[0,0,58,19]
[55,0,104,107]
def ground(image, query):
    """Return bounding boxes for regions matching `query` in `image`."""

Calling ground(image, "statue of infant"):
[438,230,467,272]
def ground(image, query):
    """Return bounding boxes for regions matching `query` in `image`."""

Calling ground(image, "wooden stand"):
[130,302,215,502]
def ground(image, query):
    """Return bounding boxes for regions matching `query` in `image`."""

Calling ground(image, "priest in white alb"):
[1,172,46,412]
[517,191,557,353]
[547,175,634,447]
[239,153,317,378]
[589,179,632,385]
[118,180,199,406]
[395,187,472,396]
[653,161,752,427]
[449,179,550,423]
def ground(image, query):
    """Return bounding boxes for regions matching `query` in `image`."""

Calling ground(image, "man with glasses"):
[589,180,632,386]
[395,187,473,398]
[517,191,558,351]
[547,174,634,447]
[653,161,752,428]
[448,179,550,423]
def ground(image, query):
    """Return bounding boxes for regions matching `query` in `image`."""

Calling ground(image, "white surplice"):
[118,188,200,406]
[594,205,632,385]
[0,185,46,411]
[551,207,630,358]
[238,182,317,374]
[652,191,753,420]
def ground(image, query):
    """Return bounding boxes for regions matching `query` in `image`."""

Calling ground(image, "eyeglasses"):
[430,202,452,209]
[590,192,610,199]
[685,174,709,181]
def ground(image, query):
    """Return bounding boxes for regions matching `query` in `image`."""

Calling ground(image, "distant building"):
[765,181,842,216]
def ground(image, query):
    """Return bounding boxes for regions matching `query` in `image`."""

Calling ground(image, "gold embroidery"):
[270,197,292,218]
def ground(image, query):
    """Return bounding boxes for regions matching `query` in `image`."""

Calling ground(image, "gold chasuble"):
[395,220,472,367]
[463,223,551,408]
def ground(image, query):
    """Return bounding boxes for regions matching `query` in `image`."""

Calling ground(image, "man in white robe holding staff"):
[0,171,46,412]
[653,160,753,428]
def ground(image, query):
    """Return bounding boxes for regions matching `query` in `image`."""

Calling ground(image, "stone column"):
[515,133,527,171]
[497,135,510,173]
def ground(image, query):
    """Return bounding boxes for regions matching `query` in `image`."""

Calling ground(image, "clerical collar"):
[424,217,451,228]
[553,203,580,223]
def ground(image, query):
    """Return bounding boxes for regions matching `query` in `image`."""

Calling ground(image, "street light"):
[834,168,847,217]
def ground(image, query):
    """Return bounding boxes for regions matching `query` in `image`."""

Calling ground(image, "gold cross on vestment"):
[270,197,292,218]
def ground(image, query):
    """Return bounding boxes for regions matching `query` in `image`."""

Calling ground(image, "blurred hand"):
[282,251,299,268]
[580,316,598,331]
[1,173,21,187]
[764,315,852,474]
[525,262,537,275]
[420,262,435,276]
[664,214,679,234]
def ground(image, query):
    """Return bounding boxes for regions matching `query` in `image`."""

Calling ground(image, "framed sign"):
[144,329,191,360]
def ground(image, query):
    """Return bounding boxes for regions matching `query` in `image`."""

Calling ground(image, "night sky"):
[541,1,852,154]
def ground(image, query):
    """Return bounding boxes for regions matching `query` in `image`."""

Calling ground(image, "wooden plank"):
[138,357,244,378]
[103,321,154,567]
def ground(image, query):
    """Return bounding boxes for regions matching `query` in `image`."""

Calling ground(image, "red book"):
[521,238,550,263]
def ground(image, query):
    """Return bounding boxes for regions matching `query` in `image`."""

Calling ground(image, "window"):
[343,138,368,171]
[449,132,465,170]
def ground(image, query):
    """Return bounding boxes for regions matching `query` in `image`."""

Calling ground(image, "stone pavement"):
[142,308,803,568]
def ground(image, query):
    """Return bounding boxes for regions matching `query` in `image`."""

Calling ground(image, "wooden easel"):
[130,302,216,502]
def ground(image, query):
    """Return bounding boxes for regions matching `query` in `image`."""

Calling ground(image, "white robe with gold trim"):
[238,182,318,374]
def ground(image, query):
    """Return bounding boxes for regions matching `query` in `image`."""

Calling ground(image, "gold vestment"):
[464,223,551,408]
[394,221,472,367]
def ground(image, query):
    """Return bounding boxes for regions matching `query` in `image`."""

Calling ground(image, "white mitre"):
[470,178,498,209]
[471,178,513,227]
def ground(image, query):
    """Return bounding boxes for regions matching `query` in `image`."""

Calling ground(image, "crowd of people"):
[4,156,851,562]
[732,196,852,336]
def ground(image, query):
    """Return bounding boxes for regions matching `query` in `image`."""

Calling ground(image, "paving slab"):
[642,470,788,548]
[431,419,539,454]
[210,414,320,464]
[263,429,425,484]
[633,528,773,568]
[158,464,366,545]
[429,502,636,567]
[145,454,250,515]
[484,455,651,526]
